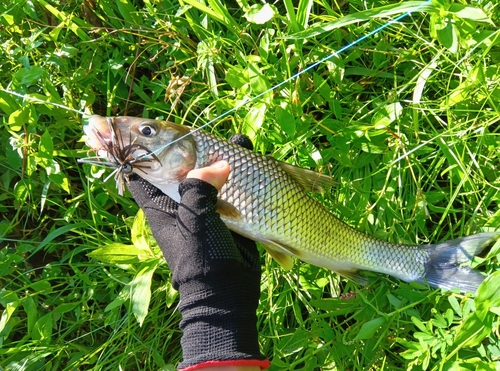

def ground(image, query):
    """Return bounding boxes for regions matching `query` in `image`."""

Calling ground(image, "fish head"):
[83,115,197,188]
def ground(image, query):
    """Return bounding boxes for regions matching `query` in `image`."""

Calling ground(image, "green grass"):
[1,0,500,370]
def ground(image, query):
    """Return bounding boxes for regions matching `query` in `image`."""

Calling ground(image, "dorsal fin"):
[278,162,336,193]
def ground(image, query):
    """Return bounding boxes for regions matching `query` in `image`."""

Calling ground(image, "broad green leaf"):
[54,44,79,58]
[13,66,46,86]
[30,280,52,295]
[452,311,493,349]
[22,296,37,335]
[38,129,54,161]
[276,329,309,356]
[116,0,142,25]
[448,295,462,317]
[129,260,158,326]
[8,107,29,131]
[165,281,178,308]
[259,29,270,59]
[443,64,485,107]
[0,90,20,115]
[387,293,402,309]
[0,301,18,334]
[432,312,448,328]
[131,209,153,253]
[445,308,454,327]
[48,169,70,194]
[449,4,493,24]
[436,17,458,53]
[355,317,386,340]
[313,73,331,101]
[411,316,430,334]
[5,352,53,371]
[2,13,14,25]
[247,63,271,99]
[490,307,500,316]
[475,270,500,321]
[447,359,499,371]
[371,102,403,128]
[329,99,342,119]
[53,303,78,315]
[244,4,276,24]
[32,313,53,342]
[359,139,388,154]
[13,182,29,205]
[105,288,130,312]
[0,290,19,307]
[6,141,22,170]
[226,66,248,89]
[243,103,267,140]
[87,243,144,264]
[275,106,296,138]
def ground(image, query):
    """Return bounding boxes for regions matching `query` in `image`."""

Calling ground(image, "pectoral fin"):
[278,162,336,193]
[216,199,242,220]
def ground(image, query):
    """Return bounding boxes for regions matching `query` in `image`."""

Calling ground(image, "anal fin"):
[336,269,369,286]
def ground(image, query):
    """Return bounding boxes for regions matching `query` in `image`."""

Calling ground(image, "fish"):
[80,115,500,293]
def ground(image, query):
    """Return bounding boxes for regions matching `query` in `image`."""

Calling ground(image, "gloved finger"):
[127,174,178,222]
[229,133,254,151]
[176,178,224,236]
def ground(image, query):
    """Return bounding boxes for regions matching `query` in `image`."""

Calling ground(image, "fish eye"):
[121,163,133,174]
[138,122,157,137]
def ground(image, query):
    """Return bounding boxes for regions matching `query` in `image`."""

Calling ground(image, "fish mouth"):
[79,115,162,194]
[81,115,161,167]
[82,115,114,156]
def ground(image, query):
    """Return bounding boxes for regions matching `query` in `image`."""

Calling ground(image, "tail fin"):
[421,232,499,293]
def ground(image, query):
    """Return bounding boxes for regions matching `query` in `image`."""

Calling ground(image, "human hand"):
[127,139,268,370]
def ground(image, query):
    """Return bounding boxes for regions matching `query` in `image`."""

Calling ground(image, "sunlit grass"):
[1,0,499,370]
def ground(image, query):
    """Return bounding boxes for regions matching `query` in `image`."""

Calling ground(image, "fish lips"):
[83,115,120,159]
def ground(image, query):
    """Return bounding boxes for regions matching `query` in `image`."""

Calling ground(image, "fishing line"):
[2,0,431,163]
[143,0,432,159]
[1,89,88,116]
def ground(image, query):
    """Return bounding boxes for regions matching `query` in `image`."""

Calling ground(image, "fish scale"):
[82,115,500,292]
[192,128,429,284]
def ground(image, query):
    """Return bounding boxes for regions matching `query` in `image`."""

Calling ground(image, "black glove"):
[127,134,268,370]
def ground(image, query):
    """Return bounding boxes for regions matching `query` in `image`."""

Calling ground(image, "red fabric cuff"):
[180,359,270,371]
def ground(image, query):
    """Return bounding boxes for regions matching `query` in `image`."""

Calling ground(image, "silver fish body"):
[82,115,500,292]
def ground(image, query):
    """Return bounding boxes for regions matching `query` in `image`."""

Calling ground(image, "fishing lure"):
[78,116,160,195]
